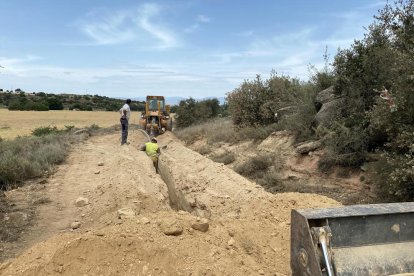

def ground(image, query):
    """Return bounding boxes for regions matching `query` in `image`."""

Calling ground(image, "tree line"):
[0,91,145,111]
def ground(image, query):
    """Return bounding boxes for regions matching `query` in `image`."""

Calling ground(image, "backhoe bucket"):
[291,202,414,276]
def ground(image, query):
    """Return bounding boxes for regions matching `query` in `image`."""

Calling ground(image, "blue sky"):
[0,0,386,98]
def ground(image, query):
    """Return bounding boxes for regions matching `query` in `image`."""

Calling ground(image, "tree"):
[325,0,414,200]
[175,98,197,128]
[47,97,64,110]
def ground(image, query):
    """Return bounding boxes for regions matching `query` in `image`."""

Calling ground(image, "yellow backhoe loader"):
[139,96,172,136]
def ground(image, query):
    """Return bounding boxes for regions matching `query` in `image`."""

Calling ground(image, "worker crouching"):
[142,137,160,172]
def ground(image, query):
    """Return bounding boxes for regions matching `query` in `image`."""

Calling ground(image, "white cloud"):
[79,3,179,48]
[184,24,199,33]
[197,14,211,23]
[234,30,254,37]
[184,14,211,33]
[135,3,179,49]
[80,12,135,45]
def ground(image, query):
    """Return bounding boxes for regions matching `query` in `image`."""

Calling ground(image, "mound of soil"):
[0,131,339,276]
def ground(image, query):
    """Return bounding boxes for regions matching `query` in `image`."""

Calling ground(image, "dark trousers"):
[120,118,128,144]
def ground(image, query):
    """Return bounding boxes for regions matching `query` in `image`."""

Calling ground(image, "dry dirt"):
[0,130,339,276]
[196,131,375,205]
[0,110,139,139]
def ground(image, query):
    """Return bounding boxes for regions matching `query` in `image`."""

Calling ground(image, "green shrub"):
[32,126,60,136]
[318,121,368,172]
[174,117,276,146]
[257,171,283,192]
[0,135,74,189]
[369,129,414,201]
[195,144,213,155]
[174,118,237,145]
[211,151,236,165]
[175,98,221,128]
[235,154,273,178]
[64,125,75,131]
[88,124,100,130]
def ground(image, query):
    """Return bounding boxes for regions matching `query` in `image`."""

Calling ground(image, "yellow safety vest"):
[145,142,159,157]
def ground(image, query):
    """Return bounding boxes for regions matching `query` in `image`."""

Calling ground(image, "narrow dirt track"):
[0,131,339,276]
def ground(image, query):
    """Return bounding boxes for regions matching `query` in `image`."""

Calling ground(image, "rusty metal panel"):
[328,212,414,247]
[291,202,414,276]
[334,242,414,276]
[291,210,324,276]
[298,202,414,219]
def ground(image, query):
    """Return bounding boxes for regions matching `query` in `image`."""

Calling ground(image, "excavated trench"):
[0,131,342,276]
[154,132,274,219]
[158,158,193,213]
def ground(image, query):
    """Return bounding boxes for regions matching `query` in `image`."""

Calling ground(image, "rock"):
[228,238,235,246]
[159,218,183,236]
[97,161,104,166]
[315,86,335,108]
[94,170,100,174]
[75,197,89,207]
[141,217,150,224]
[314,98,344,127]
[191,218,209,232]
[258,269,265,275]
[117,208,136,219]
[295,140,322,154]
[71,221,81,229]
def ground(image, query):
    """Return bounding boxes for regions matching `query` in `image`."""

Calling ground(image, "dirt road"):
[0,131,339,275]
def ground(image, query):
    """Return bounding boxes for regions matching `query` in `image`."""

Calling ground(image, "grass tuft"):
[211,151,236,165]
[0,133,85,190]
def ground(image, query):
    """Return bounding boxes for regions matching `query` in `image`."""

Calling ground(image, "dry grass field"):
[0,109,142,139]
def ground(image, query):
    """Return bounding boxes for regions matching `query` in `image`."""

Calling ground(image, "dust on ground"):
[0,130,339,275]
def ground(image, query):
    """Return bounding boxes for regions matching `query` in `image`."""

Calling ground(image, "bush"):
[211,151,236,165]
[226,72,320,143]
[174,118,237,145]
[257,171,283,192]
[32,126,61,136]
[174,117,275,146]
[0,135,74,189]
[318,0,414,200]
[195,144,213,155]
[318,121,368,172]
[175,98,221,128]
[235,154,273,178]
[88,124,100,130]
[227,73,313,128]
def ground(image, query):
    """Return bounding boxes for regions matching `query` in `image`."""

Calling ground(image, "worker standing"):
[119,99,131,145]
[143,137,160,171]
